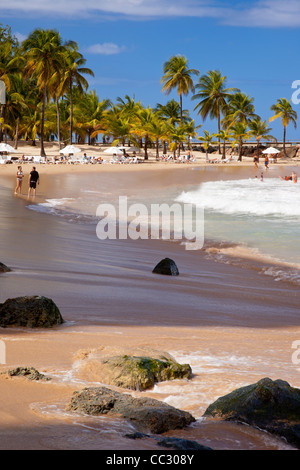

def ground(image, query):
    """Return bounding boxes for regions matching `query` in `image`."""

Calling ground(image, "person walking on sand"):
[253,154,259,168]
[28,166,39,197]
[14,166,24,194]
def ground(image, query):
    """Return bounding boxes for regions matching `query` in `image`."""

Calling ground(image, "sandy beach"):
[0,141,300,451]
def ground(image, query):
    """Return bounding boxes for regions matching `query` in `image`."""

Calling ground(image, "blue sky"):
[1,0,300,141]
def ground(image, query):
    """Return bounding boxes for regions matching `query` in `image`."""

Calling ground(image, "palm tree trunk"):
[283,126,287,157]
[56,95,61,150]
[144,135,148,160]
[14,117,19,149]
[180,94,183,122]
[40,86,47,157]
[70,81,73,145]
[238,140,243,161]
[0,104,4,143]
[217,110,221,154]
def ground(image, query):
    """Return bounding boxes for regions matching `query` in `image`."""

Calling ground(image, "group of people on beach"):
[14,166,40,196]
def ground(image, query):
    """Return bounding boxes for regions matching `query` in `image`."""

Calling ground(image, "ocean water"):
[27,173,300,285]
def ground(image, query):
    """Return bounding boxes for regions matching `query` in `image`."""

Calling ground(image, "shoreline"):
[0,160,300,450]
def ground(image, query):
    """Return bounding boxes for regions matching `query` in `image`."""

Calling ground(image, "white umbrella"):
[0,143,17,153]
[103,147,123,155]
[262,147,280,154]
[60,145,81,154]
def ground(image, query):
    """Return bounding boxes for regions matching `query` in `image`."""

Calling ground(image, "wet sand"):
[0,162,300,450]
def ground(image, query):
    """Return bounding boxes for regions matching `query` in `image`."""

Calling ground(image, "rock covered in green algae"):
[2,367,50,381]
[203,377,300,449]
[101,354,192,391]
[0,296,64,328]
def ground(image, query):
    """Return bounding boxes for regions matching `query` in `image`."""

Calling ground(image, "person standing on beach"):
[28,166,40,197]
[264,155,269,169]
[14,166,24,194]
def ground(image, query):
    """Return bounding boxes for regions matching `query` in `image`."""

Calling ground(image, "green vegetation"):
[0,24,297,158]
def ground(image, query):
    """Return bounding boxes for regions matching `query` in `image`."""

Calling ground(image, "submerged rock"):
[152,258,179,276]
[157,437,212,451]
[67,386,195,434]
[100,354,192,391]
[2,366,50,381]
[203,377,300,449]
[0,296,64,328]
[0,262,11,273]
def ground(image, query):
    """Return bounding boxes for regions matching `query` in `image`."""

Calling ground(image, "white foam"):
[177,178,300,219]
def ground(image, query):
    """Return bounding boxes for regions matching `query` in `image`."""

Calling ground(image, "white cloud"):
[2,0,300,27]
[86,43,126,55]
[222,0,300,27]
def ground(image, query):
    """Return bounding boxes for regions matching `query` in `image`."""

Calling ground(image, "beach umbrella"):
[0,143,17,153]
[103,147,123,155]
[59,145,81,155]
[262,147,280,154]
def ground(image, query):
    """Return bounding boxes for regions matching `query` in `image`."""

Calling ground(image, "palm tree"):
[74,91,111,144]
[214,128,234,159]
[248,117,276,156]
[160,55,199,122]
[192,70,239,152]
[58,46,94,145]
[130,106,157,160]
[269,98,297,157]
[198,130,217,161]
[22,29,66,156]
[222,92,258,129]
[231,122,252,161]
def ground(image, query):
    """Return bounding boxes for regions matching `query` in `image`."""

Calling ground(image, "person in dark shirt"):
[28,166,40,196]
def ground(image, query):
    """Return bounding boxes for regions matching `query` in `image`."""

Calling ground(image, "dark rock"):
[67,386,195,434]
[152,258,179,276]
[101,354,192,391]
[203,377,300,449]
[0,262,11,273]
[157,437,213,450]
[2,366,50,381]
[0,296,64,328]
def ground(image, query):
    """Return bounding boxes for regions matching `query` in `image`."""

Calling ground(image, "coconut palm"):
[22,29,66,156]
[74,91,111,144]
[130,106,157,160]
[248,117,276,156]
[230,122,252,161]
[269,98,297,157]
[214,128,234,159]
[192,70,239,151]
[222,92,259,129]
[160,55,199,122]
[58,46,94,145]
[198,130,217,161]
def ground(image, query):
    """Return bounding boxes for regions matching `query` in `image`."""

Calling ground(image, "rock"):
[67,386,195,434]
[157,437,212,450]
[2,366,50,381]
[152,258,179,276]
[203,377,300,449]
[278,147,297,158]
[0,296,64,328]
[0,262,11,273]
[100,354,192,391]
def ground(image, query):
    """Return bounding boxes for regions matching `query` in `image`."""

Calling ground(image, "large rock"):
[0,296,64,328]
[203,377,300,449]
[100,354,192,391]
[152,258,179,276]
[0,262,11,273]
[2,366,50,381]
[67,386,195,434]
